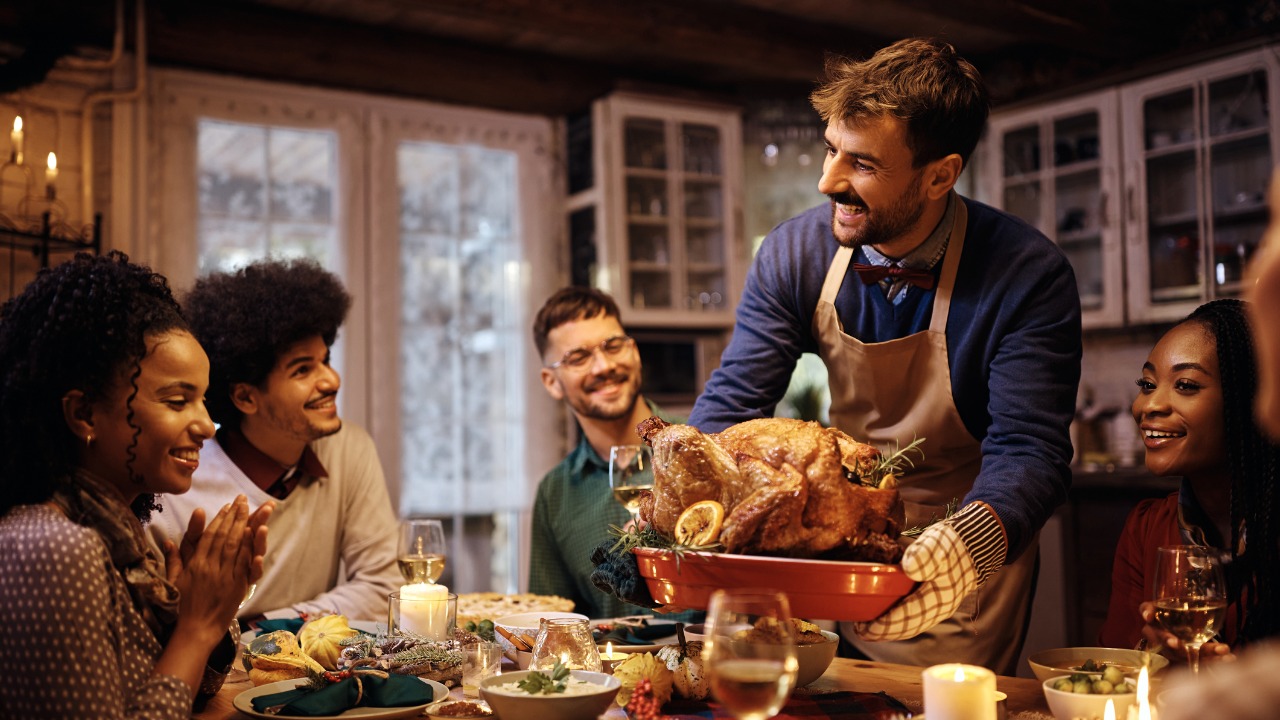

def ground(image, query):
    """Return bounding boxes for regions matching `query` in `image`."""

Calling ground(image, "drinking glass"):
[398,519,447,584]
[704,588,798,720]
[609,444,654,525]
[530,617,602,672]
[1151,544,1227,675]
[461,641,504,697]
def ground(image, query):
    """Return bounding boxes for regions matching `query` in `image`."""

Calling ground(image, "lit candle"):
[922,664,996,720]
[599,641,630,674]
[398,582,450,640]
[10,116,23,164]
[1106,698,1116,720]
[45,152,57,196]
[1125,666,1155,720]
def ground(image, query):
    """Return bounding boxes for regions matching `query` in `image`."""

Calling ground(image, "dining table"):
[195,656,1053,719]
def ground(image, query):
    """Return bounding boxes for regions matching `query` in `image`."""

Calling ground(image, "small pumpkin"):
[299,614,360,670]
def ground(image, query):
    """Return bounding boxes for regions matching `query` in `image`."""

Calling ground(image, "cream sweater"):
[148,423,401,621]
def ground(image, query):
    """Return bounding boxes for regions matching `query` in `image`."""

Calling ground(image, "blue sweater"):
[689,199,1082,559]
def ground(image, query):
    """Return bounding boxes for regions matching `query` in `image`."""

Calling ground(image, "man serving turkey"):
[687,37,1082,673]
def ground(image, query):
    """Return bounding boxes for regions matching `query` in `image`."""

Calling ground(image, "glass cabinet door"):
[623,117,671,309]
[1141,88,1202,304]
[1206,70,1270,293]
[681,122,727,311]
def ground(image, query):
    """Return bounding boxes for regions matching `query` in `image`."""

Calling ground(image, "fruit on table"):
[242,629,325,685]
[299,613,360,670]
[674,500,725,546]
[612,652,674,707]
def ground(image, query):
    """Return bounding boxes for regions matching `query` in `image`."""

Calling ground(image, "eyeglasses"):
[547,335,635,371]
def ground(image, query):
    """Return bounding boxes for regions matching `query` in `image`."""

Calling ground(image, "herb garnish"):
[517,659,571,695]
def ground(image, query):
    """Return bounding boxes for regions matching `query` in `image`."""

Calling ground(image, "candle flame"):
[1105,698,1116,720]
[13,116,21,132]
[606,641,614,656]
[1137,666,1151,720]
[953,666,965,682]
[47,152,56,170]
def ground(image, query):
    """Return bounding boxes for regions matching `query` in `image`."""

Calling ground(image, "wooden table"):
[196,658,1051,719]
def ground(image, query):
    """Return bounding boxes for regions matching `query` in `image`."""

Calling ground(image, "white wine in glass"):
[705,589,798,720]
[1151,544,1227,675]
[609,444,654,524]
[398,519,447,584]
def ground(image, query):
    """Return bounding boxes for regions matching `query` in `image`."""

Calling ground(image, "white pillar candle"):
[923,663,996,720]
[11,116,23,164]
[399,582,450,640]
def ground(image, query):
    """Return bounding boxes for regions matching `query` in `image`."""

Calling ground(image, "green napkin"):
[254,617,306,635]
[595,621,676,646]
[250,674,434,716]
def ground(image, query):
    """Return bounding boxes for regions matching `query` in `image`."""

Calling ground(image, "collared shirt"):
[217,426,328,500]
[860,191,956,305]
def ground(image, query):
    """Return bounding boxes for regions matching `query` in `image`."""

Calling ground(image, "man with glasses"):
[528,286,674,618]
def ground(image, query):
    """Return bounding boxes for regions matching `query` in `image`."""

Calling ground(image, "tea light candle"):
[923,663,996,720]
[600,641,629,674]
[45,152,57,197]
[399,582,450,640]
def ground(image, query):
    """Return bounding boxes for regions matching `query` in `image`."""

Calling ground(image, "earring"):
[85,434,94,448]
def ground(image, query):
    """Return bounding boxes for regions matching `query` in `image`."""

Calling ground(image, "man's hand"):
[852,502,1006,642]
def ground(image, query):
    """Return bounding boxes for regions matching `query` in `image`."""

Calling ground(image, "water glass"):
[462,641,504,697]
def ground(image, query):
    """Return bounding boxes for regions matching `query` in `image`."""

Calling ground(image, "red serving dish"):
[633,547,916,620]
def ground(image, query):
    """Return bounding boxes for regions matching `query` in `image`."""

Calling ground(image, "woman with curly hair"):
[1100,298,1280,660]
[0,252,270,719]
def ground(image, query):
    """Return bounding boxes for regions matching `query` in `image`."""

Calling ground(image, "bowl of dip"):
[479,669,620,720]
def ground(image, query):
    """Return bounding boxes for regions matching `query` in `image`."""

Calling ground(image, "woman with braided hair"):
[0,252,271,719]
[1099,298,1280,660]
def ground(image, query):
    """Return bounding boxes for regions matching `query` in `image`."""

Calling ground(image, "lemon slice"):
[674,500,725,545]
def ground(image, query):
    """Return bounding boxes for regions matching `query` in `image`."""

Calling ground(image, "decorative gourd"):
[657,625,710,700]
[242,630,325,685]
[299,614,360,670]
[612,652,674,708]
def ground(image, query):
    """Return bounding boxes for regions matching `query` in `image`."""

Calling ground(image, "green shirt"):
[528,401,676,619]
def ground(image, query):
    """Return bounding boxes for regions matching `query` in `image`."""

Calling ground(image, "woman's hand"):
[1138,601,1235,662]
[173,496,256,640]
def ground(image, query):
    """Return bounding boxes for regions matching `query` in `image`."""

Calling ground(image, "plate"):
[591,617,678,653]
[232,676,448,719]
[423,698,493,719]
[633,547,916,620]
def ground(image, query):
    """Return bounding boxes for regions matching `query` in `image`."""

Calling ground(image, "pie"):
[455,592,575,626]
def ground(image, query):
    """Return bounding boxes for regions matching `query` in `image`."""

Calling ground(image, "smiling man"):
[149,258,400,625]
[527,286,673,618]
[687,38,1082,673]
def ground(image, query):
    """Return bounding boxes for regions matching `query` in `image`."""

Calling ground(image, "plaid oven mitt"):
[852,502,1006,641]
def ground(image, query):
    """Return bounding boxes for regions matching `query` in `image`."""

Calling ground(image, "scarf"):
[51,470,180,641]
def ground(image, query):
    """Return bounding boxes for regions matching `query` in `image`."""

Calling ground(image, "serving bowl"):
[493,611,588,653]
[479,669,620,720]
[1043,675,1136,720]
[1027,647,1169,684]
[793,630,840,687]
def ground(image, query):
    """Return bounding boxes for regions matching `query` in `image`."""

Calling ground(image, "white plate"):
[232,676,447,719]
[591,617,678,653]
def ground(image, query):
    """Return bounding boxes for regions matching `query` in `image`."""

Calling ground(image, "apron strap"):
[929,198,968,334]
[821,246,854,306]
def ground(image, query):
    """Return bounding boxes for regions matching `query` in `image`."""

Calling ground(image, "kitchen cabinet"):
[1121,50,1279,324]
[567,92,744,328]
[983,90,1124,328]
[981,47,1279,328]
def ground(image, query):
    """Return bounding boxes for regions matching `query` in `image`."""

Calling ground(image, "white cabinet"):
[981,47,1279,328]
[568,92,744,328]
[984,90,1124,328]
[1121,50,1279,324]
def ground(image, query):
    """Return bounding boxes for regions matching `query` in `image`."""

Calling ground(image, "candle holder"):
[388,588,457,642]
[923,663,996,720]
[530,617,602,672]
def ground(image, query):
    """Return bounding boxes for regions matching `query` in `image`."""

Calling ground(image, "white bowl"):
[1043,675,1136,720]
[479,669,620,720]
[493,611,588,653]
[681,623,709,643]
[1027,647,1169,684]
[794,630,840,687]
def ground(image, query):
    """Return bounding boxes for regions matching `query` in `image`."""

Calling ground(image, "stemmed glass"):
[1151,544,1228,675]
[398,519,447,585]
[609,444,654,525]
[704,588,798,720]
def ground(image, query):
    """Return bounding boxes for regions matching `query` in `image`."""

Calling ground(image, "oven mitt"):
[590,537,660,609]
[250,673,434,716]
[852,502,1007,642]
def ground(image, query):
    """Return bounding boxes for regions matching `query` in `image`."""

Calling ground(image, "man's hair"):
[532,286,621,358]
[0,251,187,520]
[1180,299,1280,644]
[184,258,351,427]
[809,37,989,170]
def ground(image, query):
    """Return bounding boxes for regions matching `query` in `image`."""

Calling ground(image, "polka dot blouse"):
[0,504,191,719]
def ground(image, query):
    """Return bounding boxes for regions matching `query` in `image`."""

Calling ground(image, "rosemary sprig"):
[608,523,721,571]
[900,497,960,537]
[875,436,926,480]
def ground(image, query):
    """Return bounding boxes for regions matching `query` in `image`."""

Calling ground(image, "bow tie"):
[851,262,937,290]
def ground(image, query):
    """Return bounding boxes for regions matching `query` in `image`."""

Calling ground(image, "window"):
[153,70,562,593]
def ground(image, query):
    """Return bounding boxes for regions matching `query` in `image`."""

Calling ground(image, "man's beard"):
[828,176,927,250]
[570,369,642,421]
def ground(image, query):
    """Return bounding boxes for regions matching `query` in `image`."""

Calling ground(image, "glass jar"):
[530,617,602,672]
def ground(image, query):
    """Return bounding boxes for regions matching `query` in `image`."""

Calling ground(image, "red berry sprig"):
[626,677,662,720]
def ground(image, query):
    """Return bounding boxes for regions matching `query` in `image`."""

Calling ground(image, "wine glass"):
[398,519,447,584]
[1151,544,1227,675]
[609,444,654,525]
[704,588,798,720]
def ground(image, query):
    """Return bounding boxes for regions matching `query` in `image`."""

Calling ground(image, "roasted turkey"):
[636,416,904,561]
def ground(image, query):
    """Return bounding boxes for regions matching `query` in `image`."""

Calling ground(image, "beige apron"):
[819,200,1038,674]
